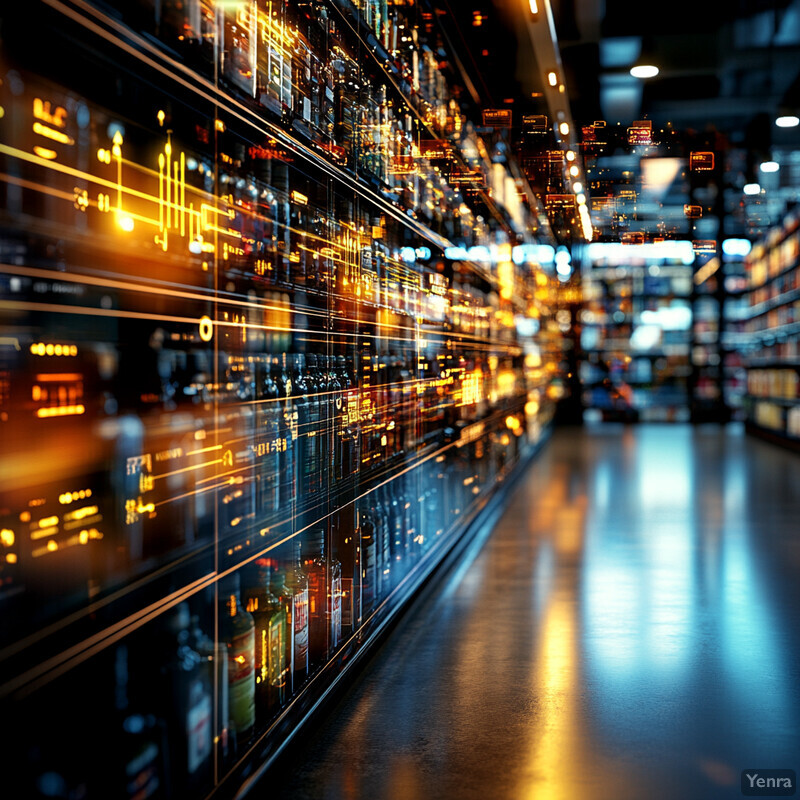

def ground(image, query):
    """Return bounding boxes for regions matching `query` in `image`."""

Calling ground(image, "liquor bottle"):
[188,614,230,766]
[333,56,358,167]
[306,353,326,494]
[339,354,360,479]
[220,574,256,749]
[357,504,377,621]
[257,357,281,514]
[221,1,256,98]
[106,644,166,799]
[371,492,392,598]
[290,203,309,287]
[331,504,358,636]
[243,559,288,718]
[326,354,343,481]
[316,353,336,492]
[304,353,327,495]
[290,353,311,508]
[387,351,405,456]
[385,481,406,586]
[281,539,310,692]
[303,527,342,665]
[159,603,213,797]
[271,354,295,508]
[399,476,419,566]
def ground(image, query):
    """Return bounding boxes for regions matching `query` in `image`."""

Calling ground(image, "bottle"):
[281,540,310,692]
[307,353,327,494]
[372,492,392,598]
[189,614,230,767]
[257,357,281,514]
[271,355,295,508]
[243,559,288,719]
[326,355,343,481]
[338,354,360,479]
[385,482,406,587]
[160,604,213,797]
[357,504,377,622]
[290,353,311,507]
[106,644,166,799]
[303,353,323,497]
[220,574,256,749]
[333,504,358,637]
[303,527,342,665]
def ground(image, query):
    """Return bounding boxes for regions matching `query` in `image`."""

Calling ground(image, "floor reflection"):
[269,424,800,800]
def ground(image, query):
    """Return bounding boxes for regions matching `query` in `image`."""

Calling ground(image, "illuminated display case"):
[741,209,800,449]
[0,2,564,797]
[578,245,694,423]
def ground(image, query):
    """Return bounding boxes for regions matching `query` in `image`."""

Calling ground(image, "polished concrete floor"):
[269,424,800,800]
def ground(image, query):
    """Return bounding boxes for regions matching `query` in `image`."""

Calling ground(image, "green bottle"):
[221,574,255,749]
[244,558,288,718]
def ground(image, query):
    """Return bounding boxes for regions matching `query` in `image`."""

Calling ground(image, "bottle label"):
[124,740,161,798]
[186,691,212,774]
[293,589,309,667]
[330,574,342,647]
[228,628,255,736]
[268,615,286,689]
[340,577,353,627]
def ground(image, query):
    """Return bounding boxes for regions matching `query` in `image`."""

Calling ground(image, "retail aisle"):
[268,424,800,800]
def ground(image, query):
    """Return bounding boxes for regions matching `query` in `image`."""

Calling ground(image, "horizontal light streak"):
[32,122,74,145]
[36,404,85,418]
[0,264,520,349]
[35,373,82,382]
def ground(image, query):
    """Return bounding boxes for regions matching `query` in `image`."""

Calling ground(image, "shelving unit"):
[0,1,570,798]
[741,210,800,449]
[579,261,694,422]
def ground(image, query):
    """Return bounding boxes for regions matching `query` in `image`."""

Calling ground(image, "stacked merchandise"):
[741,210,800,446]
[0,1,566,797]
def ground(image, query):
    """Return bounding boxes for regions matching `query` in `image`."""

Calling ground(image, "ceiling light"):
[559,122,570,136]
[569,165,580,176]
[529,0,539,13]
[576,193,586,205]
[573,182,583,193]
[630,65,659,79]
[743,183,761,195]
[775,115,799,128]
[565,150,575,162]
[759,161,779,173]
[547,72,558,87]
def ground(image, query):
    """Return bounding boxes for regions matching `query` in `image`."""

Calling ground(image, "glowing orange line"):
[152,459,223,481]
[34,373,82,382]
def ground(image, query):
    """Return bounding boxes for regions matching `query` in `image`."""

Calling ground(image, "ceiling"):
[432,0,800,245]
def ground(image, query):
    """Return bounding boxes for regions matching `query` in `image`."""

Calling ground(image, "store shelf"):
[0,1,568,798]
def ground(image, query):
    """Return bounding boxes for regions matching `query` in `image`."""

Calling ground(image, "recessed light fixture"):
[529,0,539,13]
[559,122,570,135]
[743,183,761,195]
[547,71,558,87]
[760,161,780,173]
[775,115,799,128]
[630,65,659,79]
